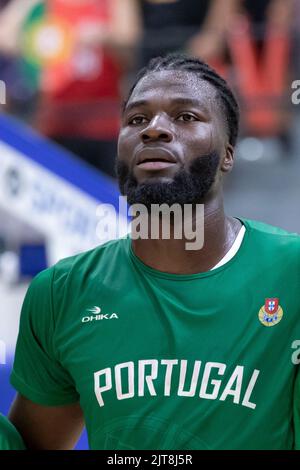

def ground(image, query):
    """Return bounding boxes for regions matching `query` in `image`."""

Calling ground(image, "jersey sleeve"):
[10,267,80,406]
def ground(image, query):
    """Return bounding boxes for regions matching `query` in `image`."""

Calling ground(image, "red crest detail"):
[265,298,279,314]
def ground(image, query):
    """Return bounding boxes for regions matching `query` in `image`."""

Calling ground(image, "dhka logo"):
[82,306,119,323]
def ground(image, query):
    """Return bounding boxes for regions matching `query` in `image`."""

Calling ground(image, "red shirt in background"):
[37,0,121,140]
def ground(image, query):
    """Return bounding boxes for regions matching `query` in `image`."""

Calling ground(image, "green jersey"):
[0,414,25,450]
[10,219,300,450]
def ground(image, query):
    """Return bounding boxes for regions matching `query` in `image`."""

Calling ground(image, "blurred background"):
[0,0,299,450]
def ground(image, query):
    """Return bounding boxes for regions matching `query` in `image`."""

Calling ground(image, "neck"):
[131,192,242,274]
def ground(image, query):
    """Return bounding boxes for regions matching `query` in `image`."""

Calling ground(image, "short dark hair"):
[124,54,240,147]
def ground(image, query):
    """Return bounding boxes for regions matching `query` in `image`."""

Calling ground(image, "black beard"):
[116,152,220,209]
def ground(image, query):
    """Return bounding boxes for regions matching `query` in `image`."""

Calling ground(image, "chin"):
[133,167,180,184]
[136,174,175,185]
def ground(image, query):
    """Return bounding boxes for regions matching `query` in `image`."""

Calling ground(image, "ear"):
[220,144,234,173]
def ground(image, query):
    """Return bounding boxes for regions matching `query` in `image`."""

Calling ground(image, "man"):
[9,54,300,450]
[0,413,25,450]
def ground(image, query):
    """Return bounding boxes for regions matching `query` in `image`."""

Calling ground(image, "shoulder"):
[29,237,129,295]
[54,237,128,280]
[243,218,299,238]
[241,218,300,275]
[243,218,300,250]
[19,237,129,342]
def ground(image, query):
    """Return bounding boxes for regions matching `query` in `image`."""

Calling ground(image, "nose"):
[141,114,173,144]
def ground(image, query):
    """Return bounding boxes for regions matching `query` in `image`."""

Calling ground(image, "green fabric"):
[294,368,300,450]
[10,219,300,449]
[0,414,25,450]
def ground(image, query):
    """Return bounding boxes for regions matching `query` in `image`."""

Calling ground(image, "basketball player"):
[8,54,300,450]
[0,413,24,450]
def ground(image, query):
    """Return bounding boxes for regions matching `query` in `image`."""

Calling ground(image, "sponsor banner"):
[0,114,128,264]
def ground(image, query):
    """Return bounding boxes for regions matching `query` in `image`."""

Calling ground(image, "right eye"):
[128,116,148,125]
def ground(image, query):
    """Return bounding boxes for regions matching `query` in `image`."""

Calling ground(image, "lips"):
[135,147,177,171]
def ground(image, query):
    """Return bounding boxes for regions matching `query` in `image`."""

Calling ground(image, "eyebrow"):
[123,97,209,114]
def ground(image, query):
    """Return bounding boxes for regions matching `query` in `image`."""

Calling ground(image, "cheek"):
[181,125,214,160]
[117,128,138,160]
[211,117,227,152]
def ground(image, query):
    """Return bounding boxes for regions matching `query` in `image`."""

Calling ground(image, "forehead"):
[127,70,219,111]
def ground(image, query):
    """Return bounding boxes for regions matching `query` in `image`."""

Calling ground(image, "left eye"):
[177,113,199,122]
[128,116,148,125]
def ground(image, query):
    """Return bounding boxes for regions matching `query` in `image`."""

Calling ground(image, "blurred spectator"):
[130,0,239,69]
[292,0,300,78]
[27,0,139,178]
[241,0,293,46]
[0,0,41,117]
[0,0,40,56]
[228,0,294,139]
